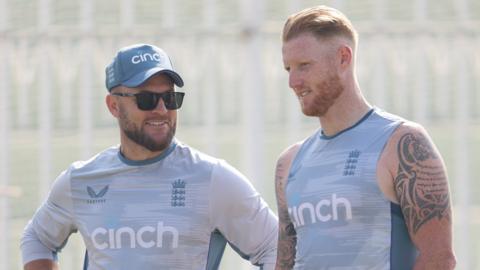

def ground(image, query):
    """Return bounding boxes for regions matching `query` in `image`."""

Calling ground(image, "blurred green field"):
[7,122,480,269]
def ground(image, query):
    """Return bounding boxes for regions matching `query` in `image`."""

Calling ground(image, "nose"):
[288,70,303,91]
[151,98,168,113]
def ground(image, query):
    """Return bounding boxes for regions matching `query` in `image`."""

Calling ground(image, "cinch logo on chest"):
[91,222,179,250]
[288,193,352,228]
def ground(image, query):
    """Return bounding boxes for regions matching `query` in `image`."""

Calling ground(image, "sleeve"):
[20,168,77,265]
[209,160,278,270]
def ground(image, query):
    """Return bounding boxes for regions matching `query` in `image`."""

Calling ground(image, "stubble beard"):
[302,73,344,117]
[119,110,176,152]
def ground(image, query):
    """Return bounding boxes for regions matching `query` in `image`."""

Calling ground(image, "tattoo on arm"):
[275,161,297,269]
[394,133,451,234]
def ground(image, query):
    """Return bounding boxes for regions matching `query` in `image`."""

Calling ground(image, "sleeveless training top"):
[286,108,418,270]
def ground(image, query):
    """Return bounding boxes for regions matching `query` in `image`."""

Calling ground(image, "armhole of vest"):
[205,229,228,270]
[83,250,88,270]
[375,120,404,202]
[287,141,309,182]
[390,202,418,270]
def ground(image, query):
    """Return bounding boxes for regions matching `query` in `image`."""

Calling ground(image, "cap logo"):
[131,52,161,64]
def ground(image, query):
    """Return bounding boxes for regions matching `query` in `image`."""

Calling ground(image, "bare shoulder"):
[378,121,446,202]
[385,121,430,145]
[275,142,303,184]
[278,142,303,162]
[275,142,303,205]
[381,121,444,175]
[278,142,302,161]
[383,121,451,234]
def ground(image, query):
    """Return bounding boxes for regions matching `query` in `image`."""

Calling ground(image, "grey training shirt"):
[21,139,278,270]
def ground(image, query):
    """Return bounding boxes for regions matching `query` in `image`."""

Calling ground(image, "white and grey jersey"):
[287,108,418,270]
[21,140,278,270]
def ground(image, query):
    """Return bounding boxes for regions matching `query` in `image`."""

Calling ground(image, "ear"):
[106,94,120,118]
[337,45,353,70]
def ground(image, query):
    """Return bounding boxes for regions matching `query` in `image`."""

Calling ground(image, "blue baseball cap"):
[105,44,184,91]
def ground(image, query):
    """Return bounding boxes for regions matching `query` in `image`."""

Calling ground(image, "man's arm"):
[24,259,58,270]
[21,223,60,270]
[21,168,76,270]
[274,144,300,270]
[209,160,278,269]
[386,123,456,270]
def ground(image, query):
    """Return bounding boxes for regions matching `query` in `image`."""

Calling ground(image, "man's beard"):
[119,110,176,152]
[301,73,344,117]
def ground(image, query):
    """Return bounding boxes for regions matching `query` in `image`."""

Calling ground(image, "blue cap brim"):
[123,67,184,88]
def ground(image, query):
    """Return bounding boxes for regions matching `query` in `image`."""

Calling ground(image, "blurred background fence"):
[0,0,479,269]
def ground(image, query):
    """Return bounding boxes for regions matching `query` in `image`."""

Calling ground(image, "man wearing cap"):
[21,44,278,270]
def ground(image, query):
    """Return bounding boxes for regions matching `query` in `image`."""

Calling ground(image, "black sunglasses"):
[111,91,185,111]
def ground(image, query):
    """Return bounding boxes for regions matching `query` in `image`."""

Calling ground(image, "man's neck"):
[319,89,371,137]
[119,138,166,161]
